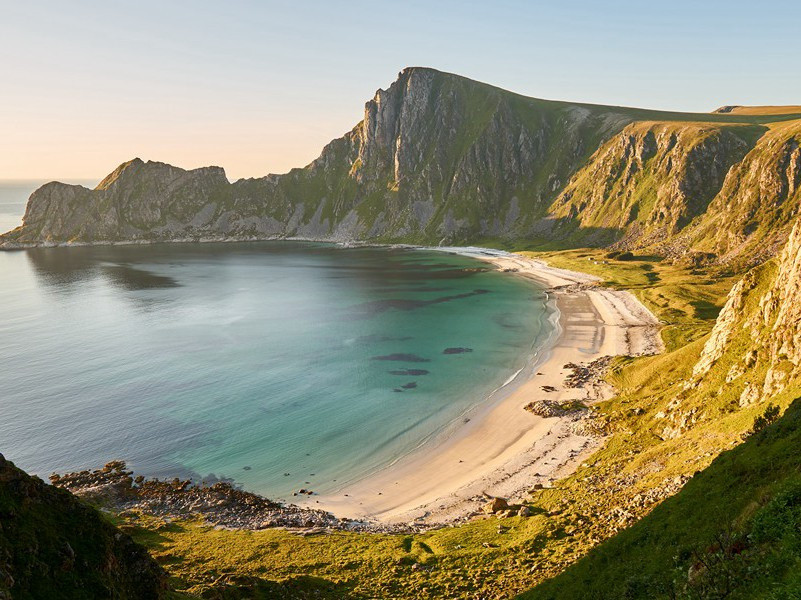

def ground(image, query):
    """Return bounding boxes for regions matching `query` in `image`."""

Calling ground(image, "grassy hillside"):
[0,454,165,600]
[522,396,801,599]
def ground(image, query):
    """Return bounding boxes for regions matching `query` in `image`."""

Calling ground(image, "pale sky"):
[2,0,799,181]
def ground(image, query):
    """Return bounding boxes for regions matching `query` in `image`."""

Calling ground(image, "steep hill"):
[2,67,800,268]
[0,454,165,599]
[522,218,801,599]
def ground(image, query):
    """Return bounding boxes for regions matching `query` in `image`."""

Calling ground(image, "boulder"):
[483,497,509,514]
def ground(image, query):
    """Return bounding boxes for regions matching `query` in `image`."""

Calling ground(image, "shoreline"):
[301,248,663,525]
[27,237,664,528]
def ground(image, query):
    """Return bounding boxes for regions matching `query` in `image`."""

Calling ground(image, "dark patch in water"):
[393,388,404,393]
[388,369,430,376]
[356,334,413,344]
[492,312,521,330]
[401,382,417,389]
[443,347,473,354]
[101,264,180,290]
[372,353,430,363]
[349,289,491,318]
[243,466,251,471]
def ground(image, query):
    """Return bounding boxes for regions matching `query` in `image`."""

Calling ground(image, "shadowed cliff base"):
[0,454,166,600]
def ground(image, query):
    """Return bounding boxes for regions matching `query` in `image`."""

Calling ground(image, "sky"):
[1,0,799,181]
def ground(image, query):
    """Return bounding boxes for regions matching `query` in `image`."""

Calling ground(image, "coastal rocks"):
[524,399,586,418]
[482,497,509,514]
[50,461,436,535]
[563,357,613,388]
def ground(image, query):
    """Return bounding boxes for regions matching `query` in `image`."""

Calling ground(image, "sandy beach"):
[304,249,663,525]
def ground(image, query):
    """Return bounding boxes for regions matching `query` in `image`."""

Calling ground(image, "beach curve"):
[303,248,663,525]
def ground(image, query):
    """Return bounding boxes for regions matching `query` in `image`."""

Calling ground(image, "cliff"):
[688,217,801,406]
[0,454,164,599]
[4,67,800,266]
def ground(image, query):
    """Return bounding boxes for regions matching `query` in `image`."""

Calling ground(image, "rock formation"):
[689,217,801,405]
[4,67,799,268]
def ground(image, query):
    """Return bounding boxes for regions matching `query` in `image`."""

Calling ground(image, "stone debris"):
[50,461,439,534]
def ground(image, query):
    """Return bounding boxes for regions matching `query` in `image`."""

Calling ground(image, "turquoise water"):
[0,189,551,500]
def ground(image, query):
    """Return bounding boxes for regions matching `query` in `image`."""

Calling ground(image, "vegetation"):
[522,397,801,600]
[0,454,165,600]
[3,69,801,598]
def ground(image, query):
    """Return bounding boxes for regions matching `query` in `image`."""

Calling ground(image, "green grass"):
[521,396,801,600]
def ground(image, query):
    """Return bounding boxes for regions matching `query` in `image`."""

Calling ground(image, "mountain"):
[0,454,165,599]
[2,67,800,269]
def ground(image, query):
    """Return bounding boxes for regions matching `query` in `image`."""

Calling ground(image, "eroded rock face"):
[756,220,801,396]
[552,122,754,250]
[689,218,801,404]
[690,123,801,265]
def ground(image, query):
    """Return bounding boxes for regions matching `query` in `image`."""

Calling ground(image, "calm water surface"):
[0,186,551,499]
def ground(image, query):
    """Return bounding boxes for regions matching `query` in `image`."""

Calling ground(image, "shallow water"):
[0,190,551,500]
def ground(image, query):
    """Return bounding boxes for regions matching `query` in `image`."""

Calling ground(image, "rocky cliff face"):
[688,217,801,406]
[687,120,801,265]
[0,454,164,599]
[2,67,801,266]
[0,68,637,246]
[550,122,758,249]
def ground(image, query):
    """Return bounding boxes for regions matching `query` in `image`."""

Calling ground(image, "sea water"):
[0,183,552,499]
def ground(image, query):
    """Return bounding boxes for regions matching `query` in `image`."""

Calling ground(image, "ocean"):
[0,182,552,499]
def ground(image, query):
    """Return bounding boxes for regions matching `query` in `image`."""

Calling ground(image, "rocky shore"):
[49,461,438,534]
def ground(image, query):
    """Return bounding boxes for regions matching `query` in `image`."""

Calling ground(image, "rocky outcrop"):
[550,122,756,249]
[688,218,801,405]
[687,120,801,266]
[49,461,439,534]
[0,454,165,600]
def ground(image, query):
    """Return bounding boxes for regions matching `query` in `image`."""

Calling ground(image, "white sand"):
[304,249,663,525]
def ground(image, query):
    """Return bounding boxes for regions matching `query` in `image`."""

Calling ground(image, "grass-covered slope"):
[521,397,801,600]
[0,454,165,600]
[522,221,801,599]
